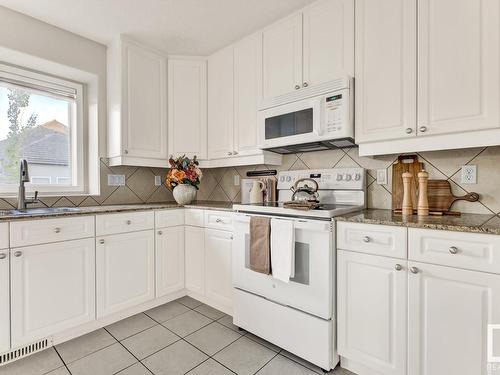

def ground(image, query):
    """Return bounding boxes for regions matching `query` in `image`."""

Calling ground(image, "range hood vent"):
[262,138,357,155]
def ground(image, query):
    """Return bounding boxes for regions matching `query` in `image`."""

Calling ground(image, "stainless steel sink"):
[0,207,82,216]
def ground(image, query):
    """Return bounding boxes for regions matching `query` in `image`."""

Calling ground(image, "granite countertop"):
[0,201,234,221]
[335,208,500,235]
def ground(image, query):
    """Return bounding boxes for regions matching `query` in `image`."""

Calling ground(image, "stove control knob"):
[286,176,292,182]
[345,174,352,181]
[336,174,343,181]
[280,176,285,182]
[354,173,361,181]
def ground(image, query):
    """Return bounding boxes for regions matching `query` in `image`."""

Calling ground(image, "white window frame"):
[0,63,86,196]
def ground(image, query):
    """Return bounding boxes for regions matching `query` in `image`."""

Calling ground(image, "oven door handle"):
[233,214,332,232]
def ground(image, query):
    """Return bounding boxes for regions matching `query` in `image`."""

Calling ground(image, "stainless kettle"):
[290,178,320,202]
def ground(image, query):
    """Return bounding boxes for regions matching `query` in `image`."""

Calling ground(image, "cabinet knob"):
[419,126,428,133]
[302,82,308,88]
[405,128,413,134]
[14,251,22,257]
[126,220,132,225]
[230,235,234,240]
[99,239,105,245]
[124,149,129,154]
[295,85,301,90]
[233,150,239,155]
[158,230,163,235]
[0,253,6,260]
[449,246,459,254]
[54,227,61,233]
[362,236,371,243]
[410,266,419,274]
[216,218,222,223]
[227,152,233,156]
[394,264,403,271]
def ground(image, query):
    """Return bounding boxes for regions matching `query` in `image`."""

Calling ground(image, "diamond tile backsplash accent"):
[200,146,500,217]
[0,158,173,210]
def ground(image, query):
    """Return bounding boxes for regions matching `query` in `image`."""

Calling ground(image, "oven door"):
[259,97,321,149]
[232,213,334,319]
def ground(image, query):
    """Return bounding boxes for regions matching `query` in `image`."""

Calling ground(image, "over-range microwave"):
[258,77,355,154]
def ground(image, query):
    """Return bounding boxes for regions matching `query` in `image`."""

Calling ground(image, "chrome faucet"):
[18,159,38,210]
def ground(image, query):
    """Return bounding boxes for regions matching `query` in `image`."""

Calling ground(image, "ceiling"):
[0,0,316,55]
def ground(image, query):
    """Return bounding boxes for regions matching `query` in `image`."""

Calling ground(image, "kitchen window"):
[0,63,85,196]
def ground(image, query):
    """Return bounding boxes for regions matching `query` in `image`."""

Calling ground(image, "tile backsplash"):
[198,146,500,216]
[0,158,173,210]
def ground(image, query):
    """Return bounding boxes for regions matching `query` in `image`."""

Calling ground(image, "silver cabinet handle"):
[419,126,428,132]
[363,236,371,243]
[216,218,222,223]
[126,220,132,225]
[449,246,459,254]
[14,251,22,257]
[302,82,308,88]
[0,253,6,260]
[54,227,61,233]
[395,264,403,271]
[99,239,105,245]
[158,230,163,235]
[410,266,419,274]
[406,128,413,134]
[294,85,301,90]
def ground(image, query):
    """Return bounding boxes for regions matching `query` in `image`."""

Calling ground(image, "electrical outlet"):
[154,176,162,186]
[107,174,125,186]
[234,174,240,186]
[376,169,388,185]
[461,165,477,184]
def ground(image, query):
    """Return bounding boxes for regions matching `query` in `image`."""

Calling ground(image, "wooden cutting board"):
[392,155,423,211]
[428,180,480,212]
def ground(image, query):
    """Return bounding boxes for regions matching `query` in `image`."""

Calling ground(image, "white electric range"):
[232,168,366,371]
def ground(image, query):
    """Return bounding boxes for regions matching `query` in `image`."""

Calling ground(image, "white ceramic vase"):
[173,184,197,205]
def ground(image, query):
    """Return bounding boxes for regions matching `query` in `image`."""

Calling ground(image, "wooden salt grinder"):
[417,170,429,216]
[402,172,414,215]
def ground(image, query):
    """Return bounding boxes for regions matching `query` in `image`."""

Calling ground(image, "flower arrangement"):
[166,155,203,190]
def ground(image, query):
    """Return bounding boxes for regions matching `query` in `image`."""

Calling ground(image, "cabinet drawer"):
[409,228,500,274]
[155,209,184,228]
[96,211,154,236]
[185,209,204,227]
[10,216,95,247]
[337,222,407,259]
[0,223,8,249]
[204,210,233,231]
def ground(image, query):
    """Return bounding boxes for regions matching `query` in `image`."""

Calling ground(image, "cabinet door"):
[10,239,95,347]
[262,13,303,99]
[337,251,407,375]
[205,229,233,311]
[207,47,234,159]
[0,249,9,353]
[417,0,500,136]
[302,0,354,86]
[355,0,416,143]
[97,231,155,317]
[168,59,207,159]
[233,34,262,156]
[409,262,500,375]
[123,41,168,159]
[156,226,185,297]
[185,225,205,295]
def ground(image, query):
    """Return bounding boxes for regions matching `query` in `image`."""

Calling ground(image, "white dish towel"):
[270,218,295,282]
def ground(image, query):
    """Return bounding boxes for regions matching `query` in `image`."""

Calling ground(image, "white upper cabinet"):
[302,0,354,87]
[0,248,9,353]
[417,0,500,136]
[207,47,234,159]
[233,34,262,156]
[107,37,168,167]
[168,59,207,159]
[408,262,500,375]
[262,13,303,100]
[355,0,417,143]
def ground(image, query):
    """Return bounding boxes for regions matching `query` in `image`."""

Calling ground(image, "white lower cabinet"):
[156,226,185,297]
[0,248,9,353]
[205,229,233,311]
[337,250,407,375]
[97,230,155,317]
[10,239,95,347]
[185,225,205,295]
[408,262,500,375]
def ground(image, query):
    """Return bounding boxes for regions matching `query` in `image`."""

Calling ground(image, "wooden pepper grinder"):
[417,170,429,216]
[402,172,414,215]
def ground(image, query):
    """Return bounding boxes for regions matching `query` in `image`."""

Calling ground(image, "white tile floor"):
[0,296,354,375]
